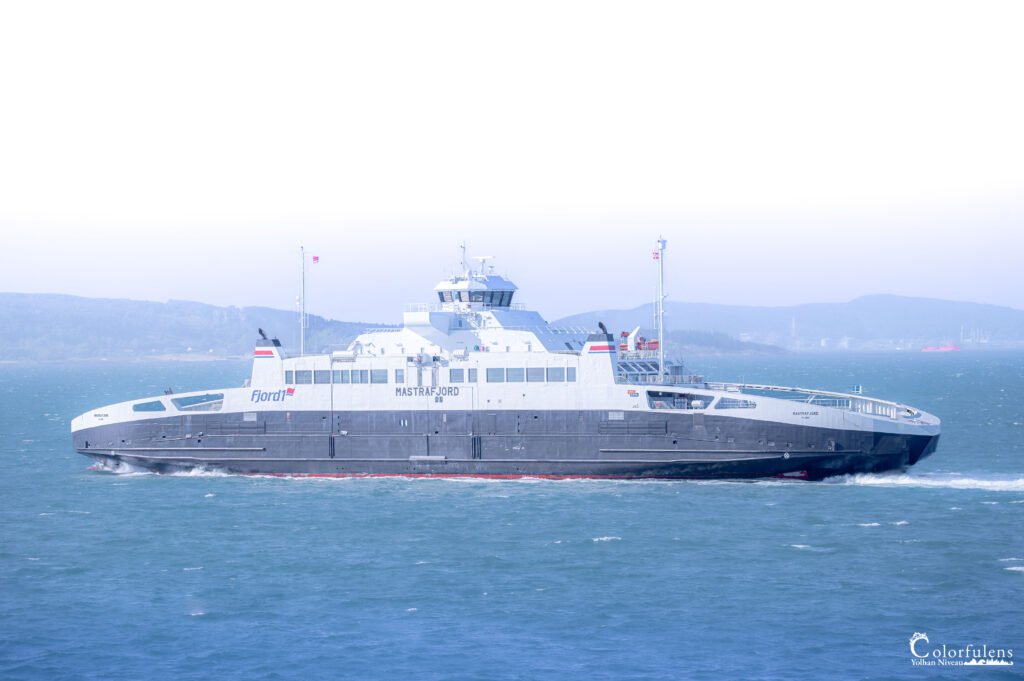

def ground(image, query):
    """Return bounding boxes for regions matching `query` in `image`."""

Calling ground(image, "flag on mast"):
[312,255,319,264]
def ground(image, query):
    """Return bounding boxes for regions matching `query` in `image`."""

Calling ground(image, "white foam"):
[183,567,203,571]
[789,544,811,549]
[592,536,621,542]
[998,558,1024,562]
[891,521,910,526]
[93,460,156,476]
[836,473,1024,492]
[204,493,216,498]
[169,468,232,478]
[1004,567,1024,573]
[857,522,881,527]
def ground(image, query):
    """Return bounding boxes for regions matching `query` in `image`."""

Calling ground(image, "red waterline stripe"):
[230,472,789,480]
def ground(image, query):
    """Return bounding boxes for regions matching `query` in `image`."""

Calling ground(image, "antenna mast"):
[656,237,667,381]
[300,245,306,356]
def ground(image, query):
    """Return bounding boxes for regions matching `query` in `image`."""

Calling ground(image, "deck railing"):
[703,382,918,419]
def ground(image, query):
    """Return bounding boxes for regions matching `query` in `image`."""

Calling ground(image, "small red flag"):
[312,255,320,264]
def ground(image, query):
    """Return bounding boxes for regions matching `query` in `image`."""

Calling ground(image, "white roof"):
[433,274,517,292]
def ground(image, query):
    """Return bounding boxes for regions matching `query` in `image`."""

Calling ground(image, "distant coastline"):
[2,291,1023,361]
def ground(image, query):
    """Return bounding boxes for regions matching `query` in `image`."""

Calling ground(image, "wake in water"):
[90,460,234,478]
[86,463,1024,493]
[831,472,1024,492]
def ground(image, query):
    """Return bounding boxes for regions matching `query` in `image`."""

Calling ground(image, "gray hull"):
[73,409,939,480]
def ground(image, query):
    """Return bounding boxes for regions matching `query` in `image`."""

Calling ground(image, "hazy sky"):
[1,0,1021,324]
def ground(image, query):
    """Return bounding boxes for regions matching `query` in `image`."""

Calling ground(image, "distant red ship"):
[921,344,961,352]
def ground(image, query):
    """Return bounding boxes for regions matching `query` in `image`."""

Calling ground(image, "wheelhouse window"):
[285,370,294,384]
[486,368,504,383]
[352,370,368,384]
[450,368,464,383]
[526,368,545,382]
[314,370,331,384]
[171,393,225,412]
[133,400,166,412]
[647,391,710,410]
[370,369,388,384]
[333,370,350,384]
[546,367,565,382]
[567,367,577,382]
[395,369,405,384]
[468,368,478,383]
[294,370,313,384]
[506,368,525,382]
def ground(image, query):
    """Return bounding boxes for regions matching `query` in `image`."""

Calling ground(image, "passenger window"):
[715,398,757,409]
[133,400,166,412]
[647,391,710,410]
[171,393,224,412]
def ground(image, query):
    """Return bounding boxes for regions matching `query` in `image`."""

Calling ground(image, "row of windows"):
[437,290,514,306]
[482,367,576,383]
[284,367,578,386]
[287,369,395,385]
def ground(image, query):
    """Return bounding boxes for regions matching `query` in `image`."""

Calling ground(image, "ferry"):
[71,244,940,480]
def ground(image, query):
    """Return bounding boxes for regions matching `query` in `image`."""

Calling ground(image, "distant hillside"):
[3,292,1020,361]
[663,329,784,355]
[0,293,385,361]
[556,295,1024,350]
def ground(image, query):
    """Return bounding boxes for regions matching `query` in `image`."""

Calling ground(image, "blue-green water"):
[2,353,1022,680]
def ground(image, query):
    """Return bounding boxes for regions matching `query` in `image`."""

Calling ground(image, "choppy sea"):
[2,353,1022,680]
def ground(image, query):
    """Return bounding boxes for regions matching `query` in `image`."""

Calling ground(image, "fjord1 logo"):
[250,388,295,403]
